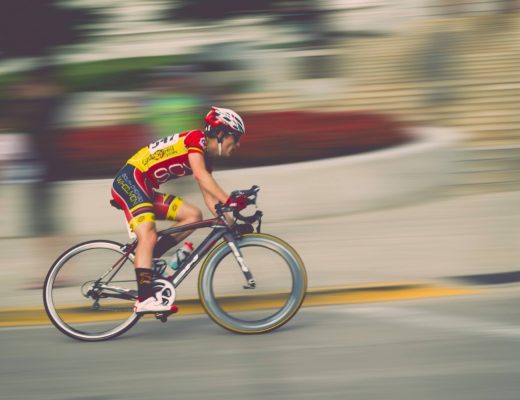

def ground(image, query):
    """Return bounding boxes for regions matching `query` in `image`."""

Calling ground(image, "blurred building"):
[1,0,520,237]
[33,0,519,148]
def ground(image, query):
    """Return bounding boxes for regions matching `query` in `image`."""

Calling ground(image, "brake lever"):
[248,194,257,207]
[256,215,262,233]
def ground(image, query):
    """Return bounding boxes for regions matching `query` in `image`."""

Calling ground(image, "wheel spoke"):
[44,240,140,341]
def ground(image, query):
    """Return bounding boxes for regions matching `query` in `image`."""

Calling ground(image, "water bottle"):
[168,242,194,271]
[152,258,169,279]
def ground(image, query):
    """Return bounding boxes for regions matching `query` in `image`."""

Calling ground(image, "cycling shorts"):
[111,164,184,231]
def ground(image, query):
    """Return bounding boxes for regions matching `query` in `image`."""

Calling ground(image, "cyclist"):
[111,106,248,314]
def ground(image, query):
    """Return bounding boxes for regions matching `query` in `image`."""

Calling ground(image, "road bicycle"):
[43,186,307,341]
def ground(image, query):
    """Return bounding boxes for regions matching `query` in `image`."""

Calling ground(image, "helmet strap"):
[217,134,224,157]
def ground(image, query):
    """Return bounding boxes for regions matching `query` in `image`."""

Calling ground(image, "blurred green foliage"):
[0,55,185,97]
[59,55,184,92]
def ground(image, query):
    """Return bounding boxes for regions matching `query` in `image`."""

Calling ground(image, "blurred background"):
[1,0,520,232]
[2,2,520,399]
[0,1,519,285]
[1,0,520,234]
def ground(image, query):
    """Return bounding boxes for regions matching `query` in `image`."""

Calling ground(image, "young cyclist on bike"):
[111,106,248,314]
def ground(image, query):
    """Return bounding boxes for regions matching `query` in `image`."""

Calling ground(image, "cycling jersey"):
[127,130,211,188]
[111,130,211,231]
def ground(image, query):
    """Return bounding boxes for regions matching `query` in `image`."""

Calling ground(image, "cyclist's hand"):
[225,194,248,211]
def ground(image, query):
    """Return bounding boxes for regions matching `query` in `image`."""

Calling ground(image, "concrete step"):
[441,112,520,123]
[447,109,520,119]
[457,96,520,107]
[447,121,520,131]
[459,145,520,159]
[351,50,520,67]
[468,131,520,143]
[341,92,520,108]
[448,146,520,195]
[354,74,520,85]
[345,94,520,110]
[342,80,520,92]
[454,170,520,186]
[351,41,520,58]
[350,61,520,73]
[447,180,520,196]
[225,89,520,112]
[455,151,520,174]
[350,68,520,82]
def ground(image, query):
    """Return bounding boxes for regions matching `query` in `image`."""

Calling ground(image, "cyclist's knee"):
[190,208,203,223]
[178,204,203,224]
[135,223,158,248]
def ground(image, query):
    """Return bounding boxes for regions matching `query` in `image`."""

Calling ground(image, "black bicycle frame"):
[165,218,230,288]
[116,216,255,290]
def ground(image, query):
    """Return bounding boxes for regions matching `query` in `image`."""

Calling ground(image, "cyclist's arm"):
[189,152,228,213]
[201,188,220,217]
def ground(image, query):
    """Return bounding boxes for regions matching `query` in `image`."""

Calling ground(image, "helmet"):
[204,106,245,140]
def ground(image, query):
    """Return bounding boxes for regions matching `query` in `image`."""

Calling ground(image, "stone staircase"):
[222,14,520,194]
[225,15,520,144]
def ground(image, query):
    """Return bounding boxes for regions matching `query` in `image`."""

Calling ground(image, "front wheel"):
[198,233,307,334]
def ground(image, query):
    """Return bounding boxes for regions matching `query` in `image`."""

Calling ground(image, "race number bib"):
[149,134,180,154]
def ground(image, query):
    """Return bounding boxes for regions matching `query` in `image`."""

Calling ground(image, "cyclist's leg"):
[152,193,203,258]
[133,221,157,301]
[133,221,157,268]
[111,165,157,301]
[169,200,203,241]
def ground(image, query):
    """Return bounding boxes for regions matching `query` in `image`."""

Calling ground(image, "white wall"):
[0,127,460,237]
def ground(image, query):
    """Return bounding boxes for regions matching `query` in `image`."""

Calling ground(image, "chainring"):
[152,279,176,306]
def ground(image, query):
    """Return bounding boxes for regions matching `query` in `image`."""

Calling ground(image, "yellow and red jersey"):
[127,130,210,187]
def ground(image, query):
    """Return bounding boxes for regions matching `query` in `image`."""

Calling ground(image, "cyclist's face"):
[220,133,240,157]
[207,133,240,157]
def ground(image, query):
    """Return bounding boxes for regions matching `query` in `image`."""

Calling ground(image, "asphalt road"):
[2,288,519,400]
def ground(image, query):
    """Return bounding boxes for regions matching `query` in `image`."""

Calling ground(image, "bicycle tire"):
[198,233,307,334]
[43,240,140,341]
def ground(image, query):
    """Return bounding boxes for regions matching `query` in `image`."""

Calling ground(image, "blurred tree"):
[0,0,97,59]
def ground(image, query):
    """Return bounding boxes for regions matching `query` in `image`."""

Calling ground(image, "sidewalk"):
[1,190,519,310]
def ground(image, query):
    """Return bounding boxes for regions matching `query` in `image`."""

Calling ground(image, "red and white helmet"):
[204,106,245,139]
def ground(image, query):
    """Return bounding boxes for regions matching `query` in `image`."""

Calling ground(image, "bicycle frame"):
[165,217,256,288]
[100,216,255,298]
[162,218,231,288]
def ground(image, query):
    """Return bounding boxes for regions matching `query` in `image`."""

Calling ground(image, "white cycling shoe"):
[134,296,178,315]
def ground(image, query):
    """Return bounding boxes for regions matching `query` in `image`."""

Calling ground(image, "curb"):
[446,270,520,286]
[0,282,480,328]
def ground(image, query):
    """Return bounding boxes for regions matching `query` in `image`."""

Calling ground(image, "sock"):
[153,235,178,258]
[135,268,154,301]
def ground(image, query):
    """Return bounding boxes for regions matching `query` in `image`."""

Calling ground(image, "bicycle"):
[43,186,307,341]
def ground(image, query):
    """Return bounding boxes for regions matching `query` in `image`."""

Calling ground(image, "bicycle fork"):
[226,237,256,289]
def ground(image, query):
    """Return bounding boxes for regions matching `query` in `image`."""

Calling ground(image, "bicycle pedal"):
[154,308,178,322]
[156,314,168,323]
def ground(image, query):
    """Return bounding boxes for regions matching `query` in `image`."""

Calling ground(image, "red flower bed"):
[54,111,410,179]
[217,111,410,168]
[54,124,151,179]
